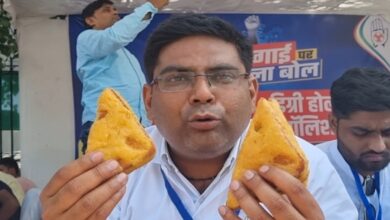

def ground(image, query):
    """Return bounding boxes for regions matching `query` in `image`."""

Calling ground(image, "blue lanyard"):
[160,168,241,219]
[161,168,193,220]
[351,169,382,220]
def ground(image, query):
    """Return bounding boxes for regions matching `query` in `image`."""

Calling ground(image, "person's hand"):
[219,165,324,220]
[244,15,260,44]
[370,16,388,47]
[244,15,260,32]
[149,0,169,10]
[40,152,128,220]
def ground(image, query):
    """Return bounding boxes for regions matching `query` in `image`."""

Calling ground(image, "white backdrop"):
[17,17,74,187]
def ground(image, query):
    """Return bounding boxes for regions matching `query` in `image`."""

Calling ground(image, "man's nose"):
[369,134,387,152]
[189,76,215,104]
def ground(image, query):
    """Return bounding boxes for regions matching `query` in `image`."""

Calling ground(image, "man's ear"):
[143,85,155,124]
[328,113,338,133]
[85,17,95,27]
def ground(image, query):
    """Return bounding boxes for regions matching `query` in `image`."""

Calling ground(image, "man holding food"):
[38,14,357,219]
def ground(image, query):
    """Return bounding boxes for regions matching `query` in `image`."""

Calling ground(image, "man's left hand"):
[219,165,324,220]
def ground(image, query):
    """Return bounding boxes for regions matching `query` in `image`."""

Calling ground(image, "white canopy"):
[9,0,390,18]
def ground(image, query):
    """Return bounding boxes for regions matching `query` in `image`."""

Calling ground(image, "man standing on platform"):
[76,0,169,155]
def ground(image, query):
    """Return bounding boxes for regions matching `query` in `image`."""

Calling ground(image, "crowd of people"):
[4,0,388,219]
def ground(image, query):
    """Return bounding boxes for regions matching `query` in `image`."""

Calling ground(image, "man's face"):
[144,36,258,160]
[330,111,390,175]
[86,4,119,30]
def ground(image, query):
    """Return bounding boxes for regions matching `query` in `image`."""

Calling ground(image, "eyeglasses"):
[150,70,249,92]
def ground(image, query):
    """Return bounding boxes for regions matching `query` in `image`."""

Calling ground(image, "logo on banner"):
[355,15,390,71]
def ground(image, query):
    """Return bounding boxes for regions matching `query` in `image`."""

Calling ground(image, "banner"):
[69,13,389,148]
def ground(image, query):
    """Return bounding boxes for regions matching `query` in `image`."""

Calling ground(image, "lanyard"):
[351,169,382,220]
[161,168,241,220]
[161,168,193,220]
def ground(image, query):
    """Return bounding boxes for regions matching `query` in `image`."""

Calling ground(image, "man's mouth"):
[362,153,386,163]
[188,114,221,130]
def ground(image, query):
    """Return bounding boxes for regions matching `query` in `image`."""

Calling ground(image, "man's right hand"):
[149,0,169,10]
[40,152,128,220]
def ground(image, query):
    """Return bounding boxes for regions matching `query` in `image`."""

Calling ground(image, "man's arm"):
[0,189,20,219]
[77,0,168,59]
[40,152,128,220]
[219,165,324,220]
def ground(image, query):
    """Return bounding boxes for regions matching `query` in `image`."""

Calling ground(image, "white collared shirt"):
[318,140,389,220]
[108,126,358,219]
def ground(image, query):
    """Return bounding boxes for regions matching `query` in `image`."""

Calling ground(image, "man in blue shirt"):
[76,0,169,155]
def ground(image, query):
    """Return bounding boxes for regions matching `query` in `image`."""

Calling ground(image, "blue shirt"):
[76,2,157,126]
